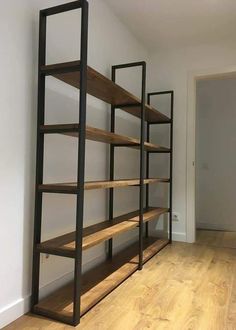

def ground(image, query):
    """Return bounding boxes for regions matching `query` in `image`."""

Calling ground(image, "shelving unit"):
[31,0,173,326]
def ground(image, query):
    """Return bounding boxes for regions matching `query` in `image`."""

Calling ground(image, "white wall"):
[196,77,236,231]
[0,1,37,327]
[0,0,148,327]
[147,40,236,241]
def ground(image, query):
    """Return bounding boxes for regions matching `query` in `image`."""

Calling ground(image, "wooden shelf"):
[34,236,169,323]
[38,178,170,194]
[40,124,170,152]
[37,207,168,257]
[41,61,170,123]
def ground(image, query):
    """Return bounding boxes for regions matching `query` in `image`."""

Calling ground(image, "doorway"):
[186,66,236,243]
[195,76,236,246]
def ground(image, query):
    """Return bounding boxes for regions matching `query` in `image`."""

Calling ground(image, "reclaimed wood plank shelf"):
[41,61,170,123]
[32,1,173,326]
[37,207,169,257]
[38,178,170,193]
[34,237,169,324]
[40,124,170,152]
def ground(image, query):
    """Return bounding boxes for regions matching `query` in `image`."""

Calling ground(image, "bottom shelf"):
[33,237,169,324]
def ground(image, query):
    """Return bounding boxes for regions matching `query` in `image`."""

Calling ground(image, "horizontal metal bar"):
[147,180,171,183]
[40,127,79,134]
[41,0,82,16]
[148,150,172,154]
[38,189,78,194]
[112,61,146,70]
[113,143,139,148]
[37,246,75,259]
[33,307,74,326]
[113,145,171,154]
[149,120,172,125]
[40,63,80,76]
[114,102,141,108]
[148,90,174,96]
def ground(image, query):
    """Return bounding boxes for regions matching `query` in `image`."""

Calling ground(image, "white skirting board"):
[0,270,73,329]
[172,231,187,242]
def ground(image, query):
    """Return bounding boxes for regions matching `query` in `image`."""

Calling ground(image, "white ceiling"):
[104,0,236,50]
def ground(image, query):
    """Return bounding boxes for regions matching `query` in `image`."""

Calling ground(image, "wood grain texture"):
[5,230,236,330]
[40,124,169,152]
[33,237,169,322]
[41,61,170,123]
[196,229,236,249]
[37,207,169,257]
[38,178,170,193]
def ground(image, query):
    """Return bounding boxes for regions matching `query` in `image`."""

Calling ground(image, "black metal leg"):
[145,122,150,238]
[31,12,46,308]
[138,62,146,270]
[169,91,174,243]
[73,0,88,326]
[108,67,116,259]
[108,138,114,259]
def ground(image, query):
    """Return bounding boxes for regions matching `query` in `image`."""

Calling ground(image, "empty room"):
[1,0,236,329]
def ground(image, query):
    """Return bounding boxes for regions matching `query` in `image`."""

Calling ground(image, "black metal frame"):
[31,0,173,326]
[147,90,174,243]
[31,0,88,326]
[108,62,146,270]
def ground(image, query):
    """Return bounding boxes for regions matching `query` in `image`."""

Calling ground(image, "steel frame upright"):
[31,1,89,326]
[147,90,174,243]
[108,62,146,269]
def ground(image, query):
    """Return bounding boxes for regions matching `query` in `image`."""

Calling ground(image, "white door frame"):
[186,65,236,243]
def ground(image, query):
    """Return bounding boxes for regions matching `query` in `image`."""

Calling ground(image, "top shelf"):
[41,61,170,123]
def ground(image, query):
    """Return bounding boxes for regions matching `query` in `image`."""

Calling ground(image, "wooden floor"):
[5,230,236,330]
[196,229,236,249]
